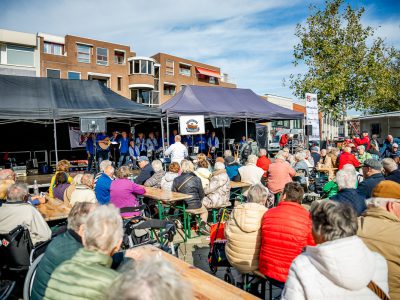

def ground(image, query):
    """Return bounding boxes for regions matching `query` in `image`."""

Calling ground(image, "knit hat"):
[372,181,400,199]
[364,159,382,171]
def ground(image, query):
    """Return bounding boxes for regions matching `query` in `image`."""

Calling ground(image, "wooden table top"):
[18,174,53,185]
[230,181,251,189]
[143,186,192,203]
[141,246,258,300]
[37,196,70,221]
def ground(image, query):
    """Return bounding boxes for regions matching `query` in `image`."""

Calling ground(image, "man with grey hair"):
[238,155,264,196]
[0,169,16,201]
[164,134,188,164]
[357,159,385,198]
[31,202,97,299]
[382,157,400,183]
[0,183,51,245]
[107,257,192,300]
[282,200,388,299]
[94,159,113,184]
[330,169,367,216]
[144,160,165,188]
[44,205,124,299]
[95,165,115,205]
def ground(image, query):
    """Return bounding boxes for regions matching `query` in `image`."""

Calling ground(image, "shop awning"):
[195,67,221,78]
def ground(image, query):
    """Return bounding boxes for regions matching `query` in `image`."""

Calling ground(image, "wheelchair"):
[0,225,49,299]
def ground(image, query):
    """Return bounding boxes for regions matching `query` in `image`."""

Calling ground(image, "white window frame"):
[114,49,126,65]
[44,42,63,56]
[96,47,108,66]
[67,71,81,80]
[6,44,35,67]
[163,83,176,96]
[165,59,174,76]
[46,68,61,79]
[179,63,191,77]
[77,43,92,63]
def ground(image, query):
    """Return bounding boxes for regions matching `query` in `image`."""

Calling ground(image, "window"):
[96,47,108,65]
[179,64,191,76]
[147,61,153,75]
[47,69,60,79]
[68,71,80,80]
[140,60,147,73]
[293,119,302,129]
[77,44,91,63]
[117,77,122,91]
[44,42,63,55]
[272,120,290,128]
[114,50,125,64]
[164,84,176,96]
[181,85,187,91]
[134,60,140,73]
[209,76,216,84]
[7,45,34,66]
[131,89,152,105]
[165,59,174,76]
[371,123,381,135]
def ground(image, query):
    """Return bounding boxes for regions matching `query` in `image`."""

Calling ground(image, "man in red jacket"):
[256,148,271,178]
[259,182,315,285]
[338,146,360,169]
[353,130,370,150]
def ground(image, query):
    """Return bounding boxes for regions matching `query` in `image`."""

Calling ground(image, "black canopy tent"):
[160,85,303,148]
[0,74,161,162]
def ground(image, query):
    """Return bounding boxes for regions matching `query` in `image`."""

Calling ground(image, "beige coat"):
[70,184,97,207]
[357,203,400,300]
[202,170,230,209]
[225,202,267,273]
[194,167,211,189]
[317,155,334,180]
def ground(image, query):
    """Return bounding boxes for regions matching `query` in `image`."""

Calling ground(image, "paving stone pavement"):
[176,232,283,299]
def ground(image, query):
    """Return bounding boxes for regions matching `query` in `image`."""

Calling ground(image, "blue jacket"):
[330,188,367,216]
[94,173,113,205]
[357,173,385,199]
[226,164,241,181]
[385,169,400,184]
[118,137,129,154]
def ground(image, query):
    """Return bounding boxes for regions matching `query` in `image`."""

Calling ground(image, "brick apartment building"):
[1,28,236,106]
[39,33,134,98]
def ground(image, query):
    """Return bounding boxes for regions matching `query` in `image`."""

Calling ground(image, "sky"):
[1,0,399,107]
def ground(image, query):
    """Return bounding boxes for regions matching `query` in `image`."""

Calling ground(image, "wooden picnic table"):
[140,246,258,300]
[230,181,251,189]
[143,186,192,203]
[37,195,70,222]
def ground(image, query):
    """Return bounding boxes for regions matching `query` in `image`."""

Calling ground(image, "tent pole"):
[245,118,248,138]
[53,118,59,164]
[166,112,170,147]
[160,117,165,150]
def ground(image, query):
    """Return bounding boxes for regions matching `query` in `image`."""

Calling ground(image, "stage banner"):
[179,115,205,135]
[69,126,86,148]
[305,93,320,141]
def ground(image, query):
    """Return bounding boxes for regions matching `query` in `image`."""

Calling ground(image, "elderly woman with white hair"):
[282,200,389,299]
[357,145,372,165]
[238,155,264,196]
[44,205,124,299]
[225,184,269,274]
[293,151,310,186]
[330,168,366,216]
[70,173,97,207]
[144,160,165,188]
[202,162,231,209]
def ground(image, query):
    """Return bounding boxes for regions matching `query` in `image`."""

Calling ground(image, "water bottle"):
[33,180,39,196]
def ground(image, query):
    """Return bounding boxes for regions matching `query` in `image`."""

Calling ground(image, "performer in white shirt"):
[164,135,188,164]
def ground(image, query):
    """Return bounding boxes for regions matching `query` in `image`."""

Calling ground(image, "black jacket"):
[385,169,400,184]
[172,172,204,209]
[134,163,154,185]
[330,188,366,216]
[357,173,385,198]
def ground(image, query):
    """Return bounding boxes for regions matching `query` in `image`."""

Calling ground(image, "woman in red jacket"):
[259,182,315,285]
[338,146,360,169]
[256,148,271,178]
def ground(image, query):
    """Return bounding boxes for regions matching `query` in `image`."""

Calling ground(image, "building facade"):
[39,33,134,98]
[0,29,40,77]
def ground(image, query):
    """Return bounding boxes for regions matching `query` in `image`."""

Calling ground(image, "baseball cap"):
[363,159,382,171]
[137,156,149,162]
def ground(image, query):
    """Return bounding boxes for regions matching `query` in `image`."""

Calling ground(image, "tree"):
[288,0,399,119]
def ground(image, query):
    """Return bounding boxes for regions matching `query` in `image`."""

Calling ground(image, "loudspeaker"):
[305,125,313,136]
[80,118,106,133]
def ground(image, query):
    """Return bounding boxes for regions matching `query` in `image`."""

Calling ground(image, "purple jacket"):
[110,178,146,218]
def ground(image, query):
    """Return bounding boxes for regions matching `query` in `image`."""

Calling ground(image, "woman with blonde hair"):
[194,159,211,189]
[49,159,73,198]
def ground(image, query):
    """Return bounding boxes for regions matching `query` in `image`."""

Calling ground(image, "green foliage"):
[288,0,400,118]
